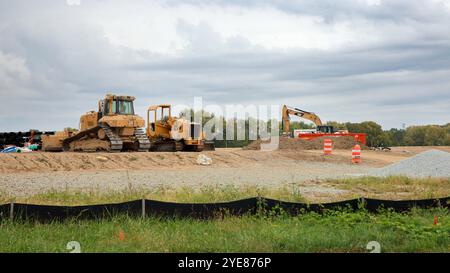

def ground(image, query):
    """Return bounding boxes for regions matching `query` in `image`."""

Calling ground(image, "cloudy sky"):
[1,0,450,131]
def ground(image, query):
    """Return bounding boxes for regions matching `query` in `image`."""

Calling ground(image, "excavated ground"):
[0,147,432,201]
[244,136,369,150]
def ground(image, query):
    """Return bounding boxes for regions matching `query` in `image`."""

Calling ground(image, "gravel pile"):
[369,150,450,178]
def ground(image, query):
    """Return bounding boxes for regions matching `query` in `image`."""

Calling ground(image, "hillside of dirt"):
[244,136,368,150]
[0,147,445,200]
[0,149,371,174]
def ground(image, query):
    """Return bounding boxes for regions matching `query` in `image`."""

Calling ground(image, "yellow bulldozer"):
[42,95,215,152]
[43,94,150,152]
[146,104,215,152]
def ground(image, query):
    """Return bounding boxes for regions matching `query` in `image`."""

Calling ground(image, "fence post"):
[141,199,146,219]
[360,197,366,210]
[9,202,14,221]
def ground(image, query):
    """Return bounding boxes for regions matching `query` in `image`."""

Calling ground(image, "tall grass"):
[1,176,449,206]
[3,184,306,205]
[0,208,448,253]
[327,176,450,199]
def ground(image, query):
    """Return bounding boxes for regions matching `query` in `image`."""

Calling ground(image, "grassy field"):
[0,208,448,253]
[1,176,448,253]
[327,176,450,200]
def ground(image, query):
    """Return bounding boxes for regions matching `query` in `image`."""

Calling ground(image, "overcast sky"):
[1,0,450,131]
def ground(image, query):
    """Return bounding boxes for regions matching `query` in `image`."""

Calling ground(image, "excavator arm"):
[282,105,323,135]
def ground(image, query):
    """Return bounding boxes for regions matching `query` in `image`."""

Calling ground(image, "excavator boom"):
[282,105,323,135]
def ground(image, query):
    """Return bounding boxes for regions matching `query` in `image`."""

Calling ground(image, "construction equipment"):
[146,105,214,152]
[44,94,151,152]
[282,105,335,135]
[42,130,76,152]
[282,105,366,145]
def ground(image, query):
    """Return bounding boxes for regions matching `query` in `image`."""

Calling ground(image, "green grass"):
[1,176,449,206]
[0,208,448,253]
[2,184,306,206]
[327,176,450,200]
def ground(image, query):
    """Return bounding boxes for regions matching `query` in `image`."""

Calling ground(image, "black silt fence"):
[364,197,450,212]
[0,196,449,221]
[145,198,258,219]
[0,203,10,220]
[11,200,142,221]
[260,198,362,215]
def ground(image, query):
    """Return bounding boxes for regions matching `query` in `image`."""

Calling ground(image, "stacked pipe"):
[0,131,55,150]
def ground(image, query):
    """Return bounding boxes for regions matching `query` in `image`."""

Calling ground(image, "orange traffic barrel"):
[352,144,361,163]
[323,139,333,155]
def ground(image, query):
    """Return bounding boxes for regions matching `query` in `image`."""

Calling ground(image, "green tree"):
[384,128,406,146]
[423,126,446,146]
[404,126,427,146]
[325,121,347,130]
[345,121,384,147]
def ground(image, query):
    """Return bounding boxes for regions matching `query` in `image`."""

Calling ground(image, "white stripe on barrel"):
[352,144,361,163]
[323,139,333,155]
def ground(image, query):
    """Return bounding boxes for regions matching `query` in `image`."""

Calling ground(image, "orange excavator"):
[282,105,336,135]
[281,105,366,145]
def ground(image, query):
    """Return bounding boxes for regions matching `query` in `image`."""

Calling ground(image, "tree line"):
[325,121,450,147]
[180,109,450,147]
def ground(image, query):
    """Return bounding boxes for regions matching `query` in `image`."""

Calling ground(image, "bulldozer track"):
[150,139,184,152]
[134,128,151,152]
[63,124,123,152]
[98,123,123,152]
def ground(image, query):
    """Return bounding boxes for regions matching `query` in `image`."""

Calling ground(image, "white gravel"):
[369,150,450,178]
[0,161,371,197]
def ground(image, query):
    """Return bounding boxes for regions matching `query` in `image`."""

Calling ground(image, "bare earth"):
[0,146,448,200]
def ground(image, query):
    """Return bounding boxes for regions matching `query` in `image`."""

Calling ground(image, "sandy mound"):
[244,136,368,150]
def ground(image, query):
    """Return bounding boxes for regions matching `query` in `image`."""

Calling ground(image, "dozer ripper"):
[146,104,215,152]
[59,94,150,152]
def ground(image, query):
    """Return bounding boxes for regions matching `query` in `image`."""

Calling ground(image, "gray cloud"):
[0,0,449,131]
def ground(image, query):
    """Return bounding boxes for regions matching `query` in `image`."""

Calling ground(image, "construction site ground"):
[1,146,449,202]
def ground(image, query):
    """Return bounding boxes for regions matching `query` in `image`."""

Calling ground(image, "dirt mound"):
[244,136,368,150]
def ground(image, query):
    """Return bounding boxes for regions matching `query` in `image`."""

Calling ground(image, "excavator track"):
[134,128,151,152]
[98,123,123,152]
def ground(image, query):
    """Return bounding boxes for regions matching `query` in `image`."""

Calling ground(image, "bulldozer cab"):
[147,105,172,138]
[99,95,135,117]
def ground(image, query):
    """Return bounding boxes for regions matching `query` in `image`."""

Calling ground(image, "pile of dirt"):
[244,136,368,151]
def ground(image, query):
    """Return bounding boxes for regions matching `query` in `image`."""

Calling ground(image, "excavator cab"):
[317,125,335,134]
